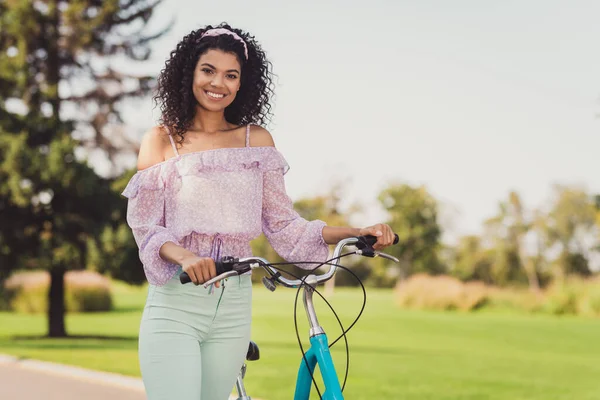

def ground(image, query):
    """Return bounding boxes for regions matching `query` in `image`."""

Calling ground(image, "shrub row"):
[395,274,600,316]
[2,270,113,313]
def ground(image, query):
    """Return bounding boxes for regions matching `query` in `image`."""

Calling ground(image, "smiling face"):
[192,49,242,113]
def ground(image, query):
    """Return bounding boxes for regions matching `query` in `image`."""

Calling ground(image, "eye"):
[227,74,239,80]
[202,68,214,74]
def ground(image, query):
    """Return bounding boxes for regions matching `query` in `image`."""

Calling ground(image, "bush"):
[394,273,600,317]
[3,270,113,313]
[485,287,545,314]
[395,274,489,311]
[544,277,600,317]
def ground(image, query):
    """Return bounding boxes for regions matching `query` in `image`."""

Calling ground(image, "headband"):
[200,28,248,60]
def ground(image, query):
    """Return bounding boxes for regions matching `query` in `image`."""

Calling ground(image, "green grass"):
[1,282,600,399]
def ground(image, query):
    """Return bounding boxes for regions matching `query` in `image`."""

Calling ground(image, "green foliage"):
[451,235,494,284]
[0,0,166,336]
[2,270,112,313]
[489,242,528,286]
[543,278,600,316]
[544,185,596,278]
[553,251,591,278]
[543,286,579,315]
[483,191,542,290]
[378,183,444,277]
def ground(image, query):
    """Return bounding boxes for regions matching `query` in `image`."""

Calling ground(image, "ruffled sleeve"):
[261,149,329,269]
[122,165,180,285]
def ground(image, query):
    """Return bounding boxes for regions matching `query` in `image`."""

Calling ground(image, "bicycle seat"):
[246,341,260,361]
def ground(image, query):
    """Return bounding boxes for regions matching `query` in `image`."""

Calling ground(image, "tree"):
[0,0,167,337]
[86,170,147,285]
[484,191,540,291]
[451,235,494,284]
[377,183,443,280]
[544,185,597,279]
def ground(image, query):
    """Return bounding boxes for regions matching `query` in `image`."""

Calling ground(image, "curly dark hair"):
[154,23,275,143]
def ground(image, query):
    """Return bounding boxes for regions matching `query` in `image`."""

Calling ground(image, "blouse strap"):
[164,125,179,156]
[245,124,251,147]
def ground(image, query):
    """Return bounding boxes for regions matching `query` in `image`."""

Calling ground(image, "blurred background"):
[1,1,599,399]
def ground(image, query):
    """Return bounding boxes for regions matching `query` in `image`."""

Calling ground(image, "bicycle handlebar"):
[179,234,399,288]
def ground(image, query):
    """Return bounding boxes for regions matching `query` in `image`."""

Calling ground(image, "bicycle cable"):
[264,251,368,398]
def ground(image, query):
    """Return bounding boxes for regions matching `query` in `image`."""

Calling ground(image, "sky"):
[113,0,600,243]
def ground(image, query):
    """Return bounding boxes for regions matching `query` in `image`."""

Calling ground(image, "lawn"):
[1,282,599,400]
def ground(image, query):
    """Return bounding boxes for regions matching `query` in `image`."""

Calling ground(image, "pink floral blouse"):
[122,142,329,286]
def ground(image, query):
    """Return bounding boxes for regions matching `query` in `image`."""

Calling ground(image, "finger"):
[198,261,210,284]
[368,226,383,239]
[191,263,204,285]
[385,225,394,246]
[206,258,219,288]
[378,225,391,249]
[372,225,385,249]
[187,267,199,285]
[207,258,217,279]
[361,226,384,249]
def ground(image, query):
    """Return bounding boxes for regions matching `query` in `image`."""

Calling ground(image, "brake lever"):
[376,251,400,263]
[356,249,400,263]
[203,270,239,288]
[202,263,257,288]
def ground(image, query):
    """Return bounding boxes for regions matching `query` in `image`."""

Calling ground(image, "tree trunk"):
[524,259,541,295]
[48,266,67,337]
[517,236,541,295]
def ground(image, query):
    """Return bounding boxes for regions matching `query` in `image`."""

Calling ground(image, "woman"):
[123,23,396,400]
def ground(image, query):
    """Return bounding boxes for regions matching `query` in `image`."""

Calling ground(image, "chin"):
[197,97,235,113]
[196,100,226,112]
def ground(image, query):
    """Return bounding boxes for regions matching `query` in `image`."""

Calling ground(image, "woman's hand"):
[359,223,395,250]
[180,256,220,287]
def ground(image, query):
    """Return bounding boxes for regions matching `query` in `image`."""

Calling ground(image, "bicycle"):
[180,234,399,400]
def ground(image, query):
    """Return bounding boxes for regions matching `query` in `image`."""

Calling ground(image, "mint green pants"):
[138,271,252,400]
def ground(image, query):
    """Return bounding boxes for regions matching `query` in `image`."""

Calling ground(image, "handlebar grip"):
[179,258,235,284]
[180,272,192,284]
[358,233,399,246]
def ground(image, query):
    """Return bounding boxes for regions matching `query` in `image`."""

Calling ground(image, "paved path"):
[0,354,250,400]
[0,357,146,400]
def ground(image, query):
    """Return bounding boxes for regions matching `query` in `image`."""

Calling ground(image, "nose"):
[210,74,224,87]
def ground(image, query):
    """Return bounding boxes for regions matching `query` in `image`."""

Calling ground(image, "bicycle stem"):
[303,275,325,337]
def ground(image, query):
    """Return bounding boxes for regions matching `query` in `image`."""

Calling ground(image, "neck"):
[191,108,230,133]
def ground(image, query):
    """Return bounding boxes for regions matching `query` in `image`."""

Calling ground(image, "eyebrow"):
[200,63,240,74]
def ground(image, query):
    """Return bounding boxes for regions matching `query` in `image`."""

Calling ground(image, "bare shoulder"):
[137,126,171,170]
[248,125,275,147]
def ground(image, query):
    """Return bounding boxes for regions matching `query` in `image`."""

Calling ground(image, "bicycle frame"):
[214,236,399,400]
[233,275,344,400]
[293,274,344,400]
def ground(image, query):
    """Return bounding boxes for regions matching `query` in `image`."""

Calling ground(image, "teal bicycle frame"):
[235,275,345,400]
[295,334,343,399]
[201,236,399,400]
[293,275,344,399]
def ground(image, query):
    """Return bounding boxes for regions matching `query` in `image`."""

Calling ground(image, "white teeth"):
[206,91,225,99]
